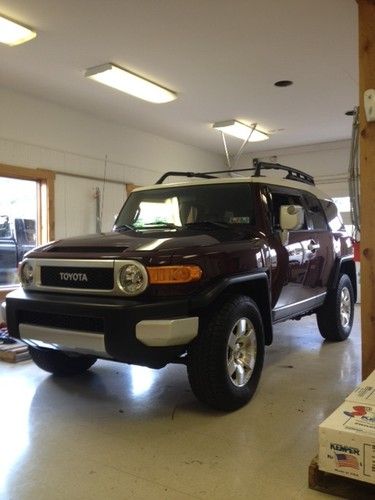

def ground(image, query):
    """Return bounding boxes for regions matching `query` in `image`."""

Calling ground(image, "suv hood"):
[30,227,253,259]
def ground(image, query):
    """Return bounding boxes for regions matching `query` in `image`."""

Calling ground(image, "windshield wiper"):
[114,224,135,231]
[184,221,231,229]
[137,222,179,229]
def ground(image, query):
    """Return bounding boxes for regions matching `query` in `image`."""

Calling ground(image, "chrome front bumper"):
[19,317,199,357]
[19,323,108,357]
[136,317,198,346]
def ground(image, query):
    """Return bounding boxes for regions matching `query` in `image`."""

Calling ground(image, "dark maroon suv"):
[5,161,356,411]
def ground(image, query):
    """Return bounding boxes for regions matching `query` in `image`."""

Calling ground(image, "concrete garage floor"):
[0,306,361,500]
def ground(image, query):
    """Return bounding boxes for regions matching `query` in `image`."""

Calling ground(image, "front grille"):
[20,311,104,333]
[40,266,114,290]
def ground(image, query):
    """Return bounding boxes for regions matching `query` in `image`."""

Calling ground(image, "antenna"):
[99,154,108,232]
[94,187,101,233]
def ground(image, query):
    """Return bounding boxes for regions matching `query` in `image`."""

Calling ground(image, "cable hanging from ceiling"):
[220,123,258,173]
[348,106,360,241]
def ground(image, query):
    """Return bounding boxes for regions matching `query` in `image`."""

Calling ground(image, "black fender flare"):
[328,256,357,303]
[190,272,273,345]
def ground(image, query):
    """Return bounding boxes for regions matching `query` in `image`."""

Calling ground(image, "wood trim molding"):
[0,163,55,182]
[358,0,375,378]
[0,163,55,241]
[126,183,141,196]
[0,164,56,302]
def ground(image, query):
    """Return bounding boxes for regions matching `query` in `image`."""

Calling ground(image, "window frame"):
[266,185,309,232]
[302,192,329,232]
[118,182,256,229]
[0,163,55,299]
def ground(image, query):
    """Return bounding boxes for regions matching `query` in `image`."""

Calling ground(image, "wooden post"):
[359,0,375,378]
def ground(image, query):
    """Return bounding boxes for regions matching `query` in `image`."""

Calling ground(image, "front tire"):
[28,345,97,376]
[316,273,354,341]
[187,295,265,411]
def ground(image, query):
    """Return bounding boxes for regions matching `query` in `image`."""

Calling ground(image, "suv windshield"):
[115,183,255,230]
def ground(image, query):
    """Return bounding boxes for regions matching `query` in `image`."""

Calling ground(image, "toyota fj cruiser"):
[5,160,356,411]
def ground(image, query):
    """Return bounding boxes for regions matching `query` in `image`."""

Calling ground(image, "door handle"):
[308,240,320,252]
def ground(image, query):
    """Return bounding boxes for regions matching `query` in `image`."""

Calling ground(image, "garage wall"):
[238,140,351,198]
[55,175,125,238]
[0,87,222,238]
[0,86,352,239]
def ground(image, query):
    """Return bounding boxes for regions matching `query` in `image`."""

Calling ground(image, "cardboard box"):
[365,370,375,387]
[319,401,375,484]
[346,381,375,406]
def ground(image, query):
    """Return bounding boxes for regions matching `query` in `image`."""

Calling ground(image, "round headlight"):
[118,262,148,296]
[20,261,34,286]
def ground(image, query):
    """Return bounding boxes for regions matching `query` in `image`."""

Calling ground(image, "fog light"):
[118,262,148,296]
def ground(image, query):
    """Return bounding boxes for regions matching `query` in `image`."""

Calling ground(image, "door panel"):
[302,231,334,289]
[275,230,323,309]
[267,186,334,315]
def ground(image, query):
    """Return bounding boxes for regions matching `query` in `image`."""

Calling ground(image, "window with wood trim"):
[0,164,55,293]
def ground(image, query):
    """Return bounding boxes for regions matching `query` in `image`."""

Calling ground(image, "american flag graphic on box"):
[335,453,359,469]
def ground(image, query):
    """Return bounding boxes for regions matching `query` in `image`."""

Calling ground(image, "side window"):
[320,199,345,232]
[303,193,328,230]
[268,189,307,230]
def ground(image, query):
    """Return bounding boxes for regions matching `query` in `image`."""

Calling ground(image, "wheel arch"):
[221,279,273,346]
[329,257,357,303]
[191,273,273,345]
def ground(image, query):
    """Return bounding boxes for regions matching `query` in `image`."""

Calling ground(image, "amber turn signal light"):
[147,265,202,284]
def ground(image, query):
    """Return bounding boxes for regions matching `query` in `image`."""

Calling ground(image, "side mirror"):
[279,205,305,245]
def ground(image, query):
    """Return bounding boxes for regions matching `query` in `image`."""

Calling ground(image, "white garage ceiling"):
[0,0,358,154]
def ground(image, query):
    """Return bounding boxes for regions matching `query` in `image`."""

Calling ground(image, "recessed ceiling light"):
[85,63,177,103]
[274,80,293,87]
[213,120,269,142]
[345,110,355,116]
[0,15,36,46]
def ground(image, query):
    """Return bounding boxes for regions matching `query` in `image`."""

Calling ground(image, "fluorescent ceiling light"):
[0,15,36,46]
[85,63,177,103]
[213,120,269,142]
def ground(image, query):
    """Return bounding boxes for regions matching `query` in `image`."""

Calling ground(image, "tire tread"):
[316,273,354,342]
[187,294,264,411]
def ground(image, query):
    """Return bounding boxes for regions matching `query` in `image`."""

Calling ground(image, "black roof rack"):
[251,159,315,185]
[156,171,217,184]
[155,159,315,186]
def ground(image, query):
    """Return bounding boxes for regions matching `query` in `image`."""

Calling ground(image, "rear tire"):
[187,295,265,411]
[316,273,354,341]
[28,345,97,376]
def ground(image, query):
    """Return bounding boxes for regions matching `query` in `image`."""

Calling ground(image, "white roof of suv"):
[134,176,331,201]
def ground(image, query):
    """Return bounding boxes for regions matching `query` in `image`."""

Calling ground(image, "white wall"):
[0,87,222,238]
[55,175,125,238]
[238,140,351,198]
[0,86,352,239]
